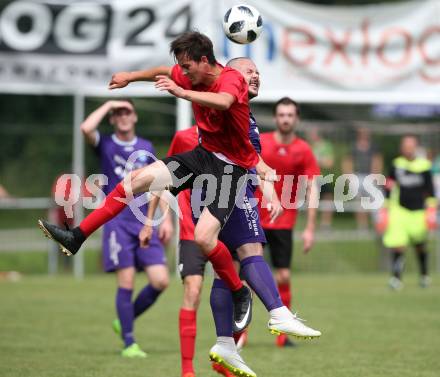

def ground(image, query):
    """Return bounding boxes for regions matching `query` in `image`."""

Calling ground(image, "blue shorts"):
[102,218,166,272]
[219,181,266,252]
[180,181,266,278]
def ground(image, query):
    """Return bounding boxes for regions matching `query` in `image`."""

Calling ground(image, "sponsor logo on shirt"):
[242,195,260,236]
[278,147,287,156]
[396,168,424,187]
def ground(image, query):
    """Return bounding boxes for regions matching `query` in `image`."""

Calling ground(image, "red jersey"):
[171,64,258,169]
[256,132,320,230]
[167,126,199,241]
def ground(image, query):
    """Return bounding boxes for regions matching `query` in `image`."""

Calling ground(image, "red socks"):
[207,241,243,292]
[278,282,291,308]
[233,328,248,347]
[277,283,291,347]
[79,182,128,237]
[179,308,197,375]
[233,331,242,344]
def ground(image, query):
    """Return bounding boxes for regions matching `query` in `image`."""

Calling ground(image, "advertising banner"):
[0,0,438,102]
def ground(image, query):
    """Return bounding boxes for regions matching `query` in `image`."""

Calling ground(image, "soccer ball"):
[223,4,263,44]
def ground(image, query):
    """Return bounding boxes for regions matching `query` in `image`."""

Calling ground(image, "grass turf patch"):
[0,274,439,377]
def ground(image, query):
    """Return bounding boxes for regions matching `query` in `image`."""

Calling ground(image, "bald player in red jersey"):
[256,97,320,347]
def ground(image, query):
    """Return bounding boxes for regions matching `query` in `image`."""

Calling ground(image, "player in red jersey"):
[256,97,320,347]
[38,31,277,336]
[143,61,321,377]
[151,58,270,377]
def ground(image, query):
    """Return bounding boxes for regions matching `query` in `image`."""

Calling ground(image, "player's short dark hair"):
[273,97,300,117]
[170,31,216,65]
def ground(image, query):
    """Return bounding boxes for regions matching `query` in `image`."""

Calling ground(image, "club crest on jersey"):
[278,147,287,156]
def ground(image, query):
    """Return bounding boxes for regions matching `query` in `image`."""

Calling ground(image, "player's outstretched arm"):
[154,75,234,110]
[181,90,235,110]
[109,66,172,90]
[80,101,134,145]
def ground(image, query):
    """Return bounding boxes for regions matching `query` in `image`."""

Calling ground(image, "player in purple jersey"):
[208,59,319,377]
[80,100,173,358]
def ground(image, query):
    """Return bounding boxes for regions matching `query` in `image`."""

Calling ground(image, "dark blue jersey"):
[249,112,261,154]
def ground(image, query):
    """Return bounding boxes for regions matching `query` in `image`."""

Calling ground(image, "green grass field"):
[1,273,439,377]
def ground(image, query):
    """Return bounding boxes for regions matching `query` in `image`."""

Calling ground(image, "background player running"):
[257,97,320,347]
[80,100,172,357]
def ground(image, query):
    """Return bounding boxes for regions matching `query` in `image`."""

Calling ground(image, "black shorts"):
[264,229,294,268]
[320,182,333,195]
[162,145,248,227]
[178,239,239,280]
[178,240,207,279]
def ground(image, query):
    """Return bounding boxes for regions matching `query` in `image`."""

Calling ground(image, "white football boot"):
[388,276,403,291]
[419,275,431,288]
[268,306,321,339]
[209,337,257,377]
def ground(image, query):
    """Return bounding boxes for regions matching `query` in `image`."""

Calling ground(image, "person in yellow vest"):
[378,135,437,290]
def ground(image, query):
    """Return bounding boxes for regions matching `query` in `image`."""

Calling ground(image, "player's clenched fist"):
[267,199,283,223]
[256,158,279,182]
[109,72,131,90]
[154,75,186,98]
[139,224,153,248]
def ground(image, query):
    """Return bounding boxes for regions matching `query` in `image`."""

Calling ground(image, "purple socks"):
[116,284,163,347]
[209,256,283,337]
[210,279,233,337]
[134,284,162,318]
[116,287,134,347]
[240,256,283,311]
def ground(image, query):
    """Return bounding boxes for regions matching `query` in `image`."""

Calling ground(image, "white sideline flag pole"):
[73,93,85,280]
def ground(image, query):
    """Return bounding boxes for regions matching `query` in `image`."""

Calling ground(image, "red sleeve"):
[301,143,321,178]
[171,64,192,90]
[218,68,248,104]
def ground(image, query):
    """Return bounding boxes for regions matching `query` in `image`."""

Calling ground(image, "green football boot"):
[121,343,147,358]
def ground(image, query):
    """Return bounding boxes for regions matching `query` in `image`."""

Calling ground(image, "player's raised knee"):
[152,275,169,291]
[194,230,216,253]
